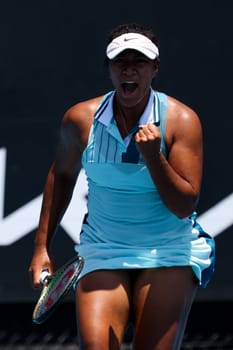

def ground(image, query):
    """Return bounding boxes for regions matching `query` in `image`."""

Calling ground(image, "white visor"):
[106,33,159,60]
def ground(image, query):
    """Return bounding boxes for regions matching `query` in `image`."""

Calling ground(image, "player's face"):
[108,50,158,108]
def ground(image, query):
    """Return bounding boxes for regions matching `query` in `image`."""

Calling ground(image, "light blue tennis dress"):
[74,89,215,287]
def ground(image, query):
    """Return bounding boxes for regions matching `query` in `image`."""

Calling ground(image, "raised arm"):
[135,96,203,218]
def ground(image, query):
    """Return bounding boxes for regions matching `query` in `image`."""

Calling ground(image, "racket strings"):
[33,256,84,323]
[37,267,73,311]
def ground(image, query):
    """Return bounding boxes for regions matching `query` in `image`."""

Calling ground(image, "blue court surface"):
[1,302,233,349]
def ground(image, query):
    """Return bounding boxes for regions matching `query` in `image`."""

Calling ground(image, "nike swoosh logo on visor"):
[123,37,139,41]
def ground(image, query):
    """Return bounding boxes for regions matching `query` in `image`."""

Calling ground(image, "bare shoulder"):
[167,96,200,123]
[166,96,202,145]
[60,95,104,150]
[63,95,104,127]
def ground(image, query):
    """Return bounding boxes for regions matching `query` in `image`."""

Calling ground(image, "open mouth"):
[121,81,138,94]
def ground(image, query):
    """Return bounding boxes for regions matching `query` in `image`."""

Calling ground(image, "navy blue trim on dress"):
[94,93,112,120]
[122,137,140,163]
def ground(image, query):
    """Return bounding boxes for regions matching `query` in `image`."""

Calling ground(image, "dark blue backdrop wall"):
[0,0,232,302]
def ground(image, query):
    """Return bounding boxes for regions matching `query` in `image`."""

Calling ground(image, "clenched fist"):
[135,123,161,160]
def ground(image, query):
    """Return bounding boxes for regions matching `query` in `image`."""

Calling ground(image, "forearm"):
[145,152,199,218]
[34,163,77,250]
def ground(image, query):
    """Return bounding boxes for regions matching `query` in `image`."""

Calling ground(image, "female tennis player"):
[29,23,215,349]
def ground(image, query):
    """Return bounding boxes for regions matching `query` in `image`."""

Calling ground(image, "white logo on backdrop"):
[0,148,232,245]
[0,148,87,245]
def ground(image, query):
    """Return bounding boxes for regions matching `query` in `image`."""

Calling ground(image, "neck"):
[114,97,147,138]
[114,90,151,137]
[115,87,151,117]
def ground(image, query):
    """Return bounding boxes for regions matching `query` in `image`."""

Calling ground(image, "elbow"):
[172,194,199,219]
[175,209,194,220]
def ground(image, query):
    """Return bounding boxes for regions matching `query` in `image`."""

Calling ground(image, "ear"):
[153,59,160,77]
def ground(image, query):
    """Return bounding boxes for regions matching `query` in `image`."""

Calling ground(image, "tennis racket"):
[32,255,84,324]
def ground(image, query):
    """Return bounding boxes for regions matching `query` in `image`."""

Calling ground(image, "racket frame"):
[32,255,84,324]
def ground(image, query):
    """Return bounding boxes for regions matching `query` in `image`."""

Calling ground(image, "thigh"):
[133,266,198,350]
[76,269,131,350]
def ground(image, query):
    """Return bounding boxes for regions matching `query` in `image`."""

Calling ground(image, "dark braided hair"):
[106,23,159,47]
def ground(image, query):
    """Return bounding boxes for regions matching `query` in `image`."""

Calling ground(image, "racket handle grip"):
[40,269,50,284]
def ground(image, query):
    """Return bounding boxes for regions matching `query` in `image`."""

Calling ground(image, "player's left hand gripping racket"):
[32,255,84,324]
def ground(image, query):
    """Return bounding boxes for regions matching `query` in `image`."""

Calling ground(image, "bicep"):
[52,98,98,179]
[167,113,203,194]
[54,117,82,180]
